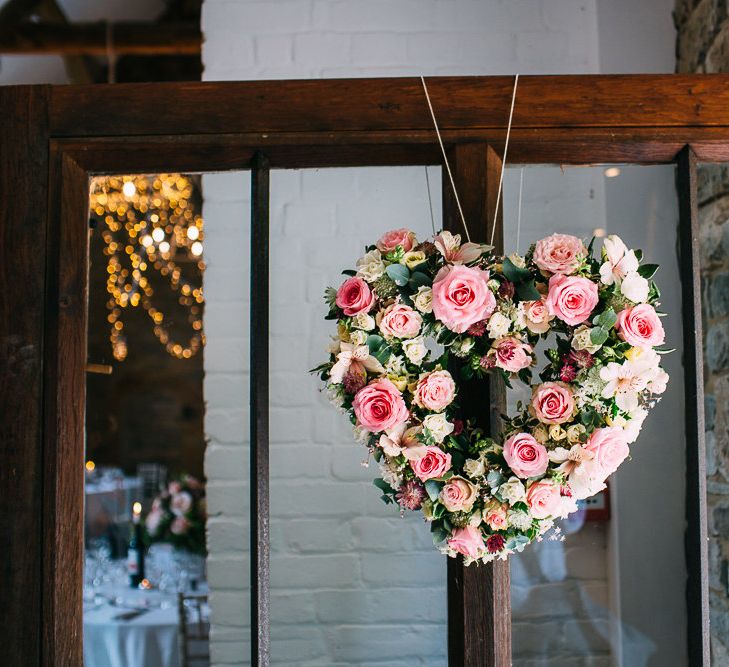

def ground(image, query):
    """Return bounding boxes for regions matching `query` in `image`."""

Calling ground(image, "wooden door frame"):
[0,74,719,665]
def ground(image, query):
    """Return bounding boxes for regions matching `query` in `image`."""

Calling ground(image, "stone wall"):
[676,0,729,661]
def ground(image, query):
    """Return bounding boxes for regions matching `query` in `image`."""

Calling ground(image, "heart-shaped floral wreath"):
[312,229,669,564]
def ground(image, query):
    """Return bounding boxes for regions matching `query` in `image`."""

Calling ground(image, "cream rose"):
[414,286,433,313]
[487,312,511,339]
[498,477,526,505]
[572,325,602,354]
[355,249,386,282]
[377,303,422,339]
[533,233,586,275]
[401,336,428,365]
[422,413,454,443]
[402,250,427,269]
[414,370,457,411]
[522,299,553,334]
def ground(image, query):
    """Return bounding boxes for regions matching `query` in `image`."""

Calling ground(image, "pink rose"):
[439,476,477,512]
[376,228,416,254]
[336,277,375,317]
[503,432,549,479]
[352,378,409,432]
[432,265,496,333]
[171,491,193,516]
[616,304,665,348]
[523,299,553,334]
[447,525,486,559]
[483,502,508,530]
[492,337,533,373]
[526,480,563,519]
[584,426,629,476]
[145,509,163,535]
[545,274,599,326]
[414,370,456,411]
[170,516,190,535]
[533,233,586,275]
[531,382,575,424]
[410,446,452,481]
[377,303,422,339]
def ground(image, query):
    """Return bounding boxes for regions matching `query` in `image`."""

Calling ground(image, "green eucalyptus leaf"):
[408,271,431,290]
[515,280,541,302]
[424,479,443,502]
[638,263,659,279]
[590,326,609,346]
[386,263,410,286]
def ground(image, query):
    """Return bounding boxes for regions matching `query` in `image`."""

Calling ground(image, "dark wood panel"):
[49,75,729,139]
[676,146,710,666]
[444,143,510,667]
[54,125,729,174]
[250,153,271,666]
[41,151,89,666]
[0,86,50,664]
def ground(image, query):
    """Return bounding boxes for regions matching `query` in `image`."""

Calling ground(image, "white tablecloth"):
[84,601,180,667]
[83,586,207,667]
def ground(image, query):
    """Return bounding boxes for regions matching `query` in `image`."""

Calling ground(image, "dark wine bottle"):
[127,502,145,588]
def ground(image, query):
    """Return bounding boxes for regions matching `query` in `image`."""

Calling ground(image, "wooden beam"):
[0,21,201,55]
[676,146,711,666]
[0,85,50,666]
[444,143,511,667]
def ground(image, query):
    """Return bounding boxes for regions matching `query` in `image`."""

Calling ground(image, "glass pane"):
[269,167,447,665]
[503,164,686,666]
[84,171,249,667]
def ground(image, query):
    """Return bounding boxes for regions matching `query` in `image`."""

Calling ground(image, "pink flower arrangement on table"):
[312,228,669,564]
[144,474,207,555]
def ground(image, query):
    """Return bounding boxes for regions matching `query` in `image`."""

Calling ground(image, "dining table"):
[83,581,208,667]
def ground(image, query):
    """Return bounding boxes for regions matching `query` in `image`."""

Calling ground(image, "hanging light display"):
[89,174,205,361]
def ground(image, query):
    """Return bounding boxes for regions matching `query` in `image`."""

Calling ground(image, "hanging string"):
[105,21,117,84]
[515,166,524,254]
[421,76,471,242]
[490,74,519,246]
[424,166,437,236]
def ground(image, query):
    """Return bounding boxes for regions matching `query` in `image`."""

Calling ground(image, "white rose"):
[499,477,526,505]
[572,325,602,354]
[487,312,511,339]
[349,329,368,346]
[423,413,454,443]
[451,337,475,357]
[356,249,386,282]
[414,286,433,313]
[464,458,486,478]
[402,336,428,365]
[351,312,375,331]
[402,250,426,269]
[621,271,649,303]
[566,424,585,444]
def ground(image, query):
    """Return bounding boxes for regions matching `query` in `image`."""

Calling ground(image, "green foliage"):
[385,263,410,286]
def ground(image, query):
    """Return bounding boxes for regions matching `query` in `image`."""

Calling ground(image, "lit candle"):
[132,501,142,525]
[85,460,95,473]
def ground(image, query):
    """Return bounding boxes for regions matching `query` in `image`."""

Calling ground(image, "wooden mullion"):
[676,145,710,666]
[250,152,271,666]
[444,143,511,666]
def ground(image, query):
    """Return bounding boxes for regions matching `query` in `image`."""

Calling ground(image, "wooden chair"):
[177,592,210,667]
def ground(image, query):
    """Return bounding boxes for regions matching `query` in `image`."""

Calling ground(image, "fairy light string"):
[89,174,206,361]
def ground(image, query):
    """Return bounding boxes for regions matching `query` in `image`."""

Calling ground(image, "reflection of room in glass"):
[83,174,209,667]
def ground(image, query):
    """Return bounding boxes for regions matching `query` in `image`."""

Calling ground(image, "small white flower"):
[379,461,402,489]
[385,354,407,375]
[599,235,639,286]
[507,510,532,530]
[572,325,602,354]
[621,271,649,303]
[402,336,428,365]
[423,413,454,443]
[451,336,475,357]
[351,312,376,331]
[414,286,433,313]
[326,384,345,409]
[350,329,368,346]
[499,477,526,505]
[487,312,511,339]
[356,249,386,282]
[464,458,486,479]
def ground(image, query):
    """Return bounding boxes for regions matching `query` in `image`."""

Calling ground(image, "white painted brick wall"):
[199,2,669,666]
